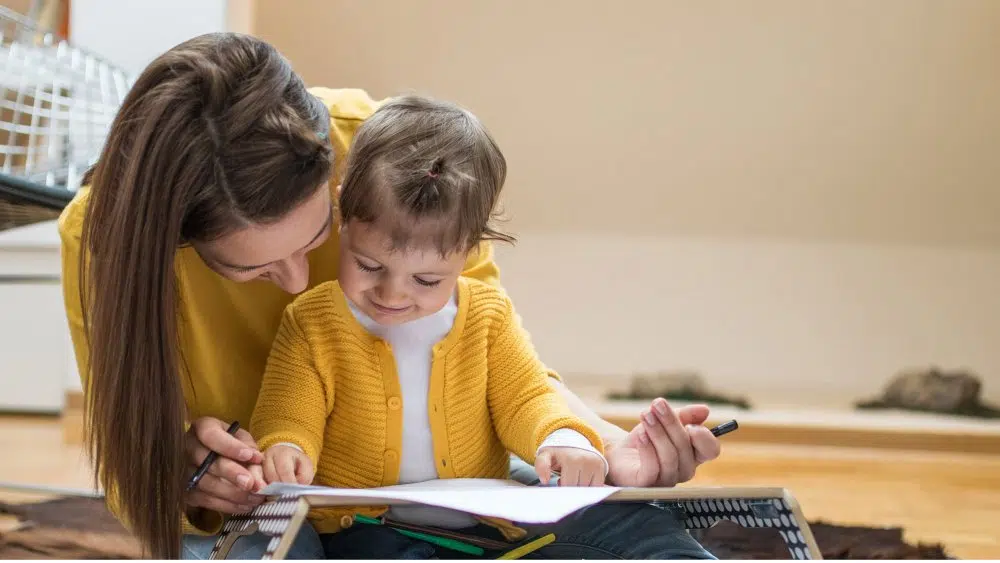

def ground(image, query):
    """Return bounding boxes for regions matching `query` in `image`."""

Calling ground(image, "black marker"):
[186,420,240,492]
[709,419,738,437]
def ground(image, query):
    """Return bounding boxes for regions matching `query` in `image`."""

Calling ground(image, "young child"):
[249,95,605,551]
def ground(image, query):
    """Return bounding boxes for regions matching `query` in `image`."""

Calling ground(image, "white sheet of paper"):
[259,478,620,524]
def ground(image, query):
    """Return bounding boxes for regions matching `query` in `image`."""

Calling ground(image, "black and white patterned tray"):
[646,495,817,559]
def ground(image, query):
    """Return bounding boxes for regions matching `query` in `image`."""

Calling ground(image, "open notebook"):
[259,478,620,524]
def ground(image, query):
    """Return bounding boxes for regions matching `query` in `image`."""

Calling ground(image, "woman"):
[59,32,721,559]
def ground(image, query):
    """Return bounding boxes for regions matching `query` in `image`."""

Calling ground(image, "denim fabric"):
[514,500,716,559]
[181,523,324,560]
[506,455,717,560]
[323,458,715,560]
[319,503,715,560]
[321,525,441,559]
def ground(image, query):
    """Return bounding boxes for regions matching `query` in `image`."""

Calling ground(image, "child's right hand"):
[260,445,315,486]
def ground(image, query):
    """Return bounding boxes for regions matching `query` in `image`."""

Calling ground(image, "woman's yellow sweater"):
[250,276,603,536]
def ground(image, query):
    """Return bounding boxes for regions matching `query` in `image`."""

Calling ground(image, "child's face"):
[338,219,468,326]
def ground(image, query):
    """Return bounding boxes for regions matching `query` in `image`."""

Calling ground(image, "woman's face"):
[194,185,333,294]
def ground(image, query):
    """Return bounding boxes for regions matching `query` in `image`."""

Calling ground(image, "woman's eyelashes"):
[230,264,263,274]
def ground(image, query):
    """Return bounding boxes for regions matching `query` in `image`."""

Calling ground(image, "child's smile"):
[368,299,413,317]
[338,219,468,326]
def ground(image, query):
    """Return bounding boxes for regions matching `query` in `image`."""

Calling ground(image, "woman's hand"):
[183,417,266,514]
[535,446,606,487]
[605,398,721,487]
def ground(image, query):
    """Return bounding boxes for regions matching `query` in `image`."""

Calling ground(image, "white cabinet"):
[0,220,69,413]
[0,279,67,411]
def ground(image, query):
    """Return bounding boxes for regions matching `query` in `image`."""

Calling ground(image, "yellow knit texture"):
[59,88,507,536]
[251,277,603,534]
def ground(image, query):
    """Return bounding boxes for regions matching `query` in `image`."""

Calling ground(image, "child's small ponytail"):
[411,156,445,211]
[339,94,515,255]
[427,156,444,179]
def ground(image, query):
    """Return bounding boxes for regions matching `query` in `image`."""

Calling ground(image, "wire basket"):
[0,5,132,232]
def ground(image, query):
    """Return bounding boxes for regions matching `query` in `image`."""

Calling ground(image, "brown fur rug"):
[0,497,952,559]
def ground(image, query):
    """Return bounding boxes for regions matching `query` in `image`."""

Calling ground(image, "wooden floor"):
[0,415,94,503]
[1,415,998,559]
[686,443,1000,559]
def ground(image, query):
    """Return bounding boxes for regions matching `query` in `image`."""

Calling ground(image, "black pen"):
[186,420,240,492]
[709,419,738,437]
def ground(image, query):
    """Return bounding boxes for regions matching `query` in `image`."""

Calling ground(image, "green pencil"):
[353,514,485,556]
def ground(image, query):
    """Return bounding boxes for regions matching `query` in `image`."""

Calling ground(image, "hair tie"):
[427,157,444,179]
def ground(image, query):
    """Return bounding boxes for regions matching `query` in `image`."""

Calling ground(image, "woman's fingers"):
[639,406,678,485]
[189,418,262,464]
[183,417,263,494]
[232,427,260,451]
[688,424,722,464]
[187,489,254,515]
[186,441,257,492]
[207,456,259,491]
[675,404,711,426]
[189,472,251,504]
[653,399,697,484]
[185,472,263,514]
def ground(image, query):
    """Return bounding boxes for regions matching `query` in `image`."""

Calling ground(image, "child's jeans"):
[181,457,717,560]
[319,502,716,559]
[181,524,323,559]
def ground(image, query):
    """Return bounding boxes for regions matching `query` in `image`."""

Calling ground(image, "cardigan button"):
[340,515,354,528]
[387,397,402,410]
[385,449,398,462]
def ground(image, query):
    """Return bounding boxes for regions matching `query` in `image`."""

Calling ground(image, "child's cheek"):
[425,281,458,311]
[337,268,364,301]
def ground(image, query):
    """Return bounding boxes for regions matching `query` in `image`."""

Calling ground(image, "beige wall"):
[252,0,1000,406]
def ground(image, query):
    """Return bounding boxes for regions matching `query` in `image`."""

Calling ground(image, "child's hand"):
[535,446,606,487]
[262,445,315,485]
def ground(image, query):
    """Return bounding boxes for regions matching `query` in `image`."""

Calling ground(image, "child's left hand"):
[259,444,315,486]
[535,446,606,487]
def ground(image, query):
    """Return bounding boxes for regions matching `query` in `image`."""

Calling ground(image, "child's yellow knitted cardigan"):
[251,277,603,538]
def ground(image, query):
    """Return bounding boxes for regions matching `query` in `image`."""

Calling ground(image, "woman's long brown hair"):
[78,33,332,558]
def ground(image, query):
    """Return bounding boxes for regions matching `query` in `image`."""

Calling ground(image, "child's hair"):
[339,94,515,254]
